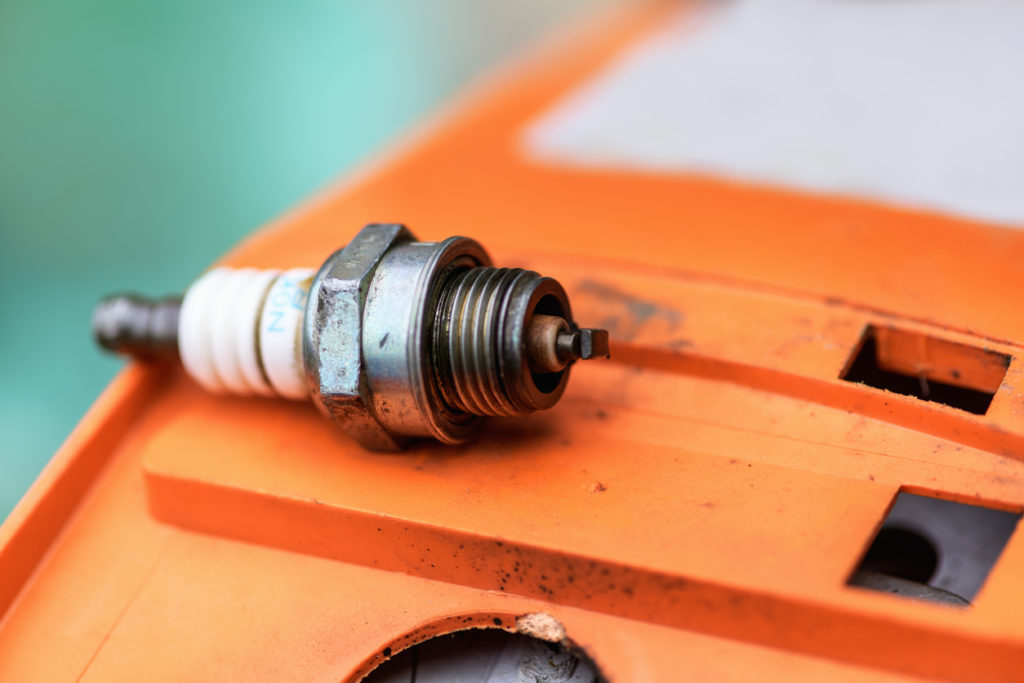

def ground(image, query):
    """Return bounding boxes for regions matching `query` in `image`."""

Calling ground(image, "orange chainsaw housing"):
[2,3,1023,680]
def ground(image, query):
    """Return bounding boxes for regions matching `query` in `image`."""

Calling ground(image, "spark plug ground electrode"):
[93,223,609,449]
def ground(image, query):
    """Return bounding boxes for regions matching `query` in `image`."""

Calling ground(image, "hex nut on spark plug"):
[92,223,610,450]
[302,223,416,450]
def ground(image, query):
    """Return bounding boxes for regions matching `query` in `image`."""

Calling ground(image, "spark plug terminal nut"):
[93,223,610,450]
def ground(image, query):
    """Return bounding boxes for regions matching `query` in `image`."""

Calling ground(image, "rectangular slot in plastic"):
[841,326,1011,415]
[848,492,1021,605]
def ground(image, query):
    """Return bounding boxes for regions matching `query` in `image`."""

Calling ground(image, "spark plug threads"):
[434,267,572,418]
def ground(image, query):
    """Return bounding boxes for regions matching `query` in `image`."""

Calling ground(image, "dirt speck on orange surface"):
[516,612,567,643]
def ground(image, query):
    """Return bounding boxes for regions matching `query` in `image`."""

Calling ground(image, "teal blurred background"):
[0,0,598,520]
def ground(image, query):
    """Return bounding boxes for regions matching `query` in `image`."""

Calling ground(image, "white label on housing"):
[524,0,1024,227]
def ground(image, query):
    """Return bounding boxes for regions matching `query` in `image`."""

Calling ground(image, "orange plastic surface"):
[3,2,1024,680]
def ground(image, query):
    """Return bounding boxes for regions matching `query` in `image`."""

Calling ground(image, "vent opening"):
[366,628,602,682]
[841,325,1011,415]
[848,492,1021,606]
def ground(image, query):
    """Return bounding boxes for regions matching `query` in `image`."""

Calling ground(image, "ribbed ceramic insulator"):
[177,266,315,399]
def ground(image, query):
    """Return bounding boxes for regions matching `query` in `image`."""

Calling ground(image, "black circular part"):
[859,525,939,584]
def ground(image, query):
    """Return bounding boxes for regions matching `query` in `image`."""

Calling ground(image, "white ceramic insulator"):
[178,266,316,399]
[258,268,317,399]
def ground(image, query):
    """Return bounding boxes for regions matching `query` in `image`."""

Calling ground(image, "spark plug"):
[92,224,609,450]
